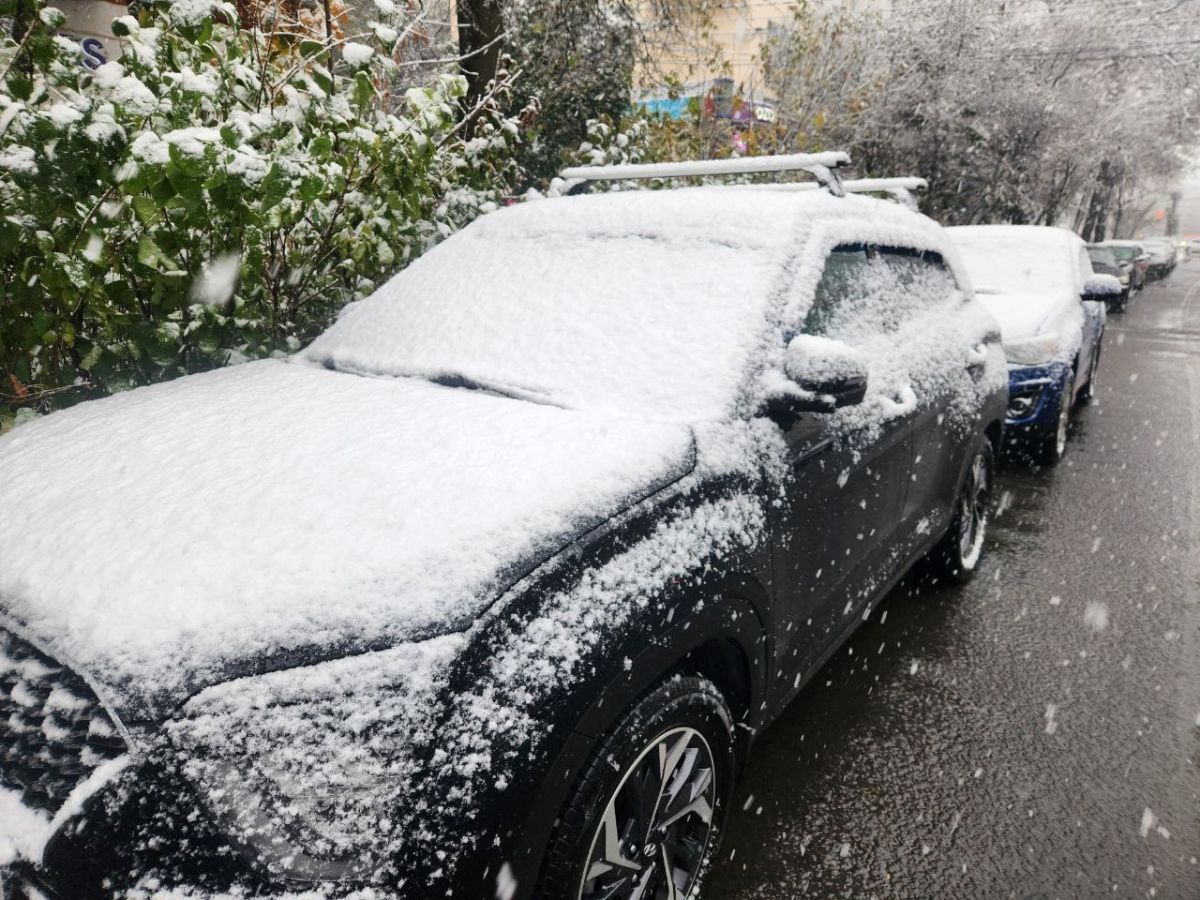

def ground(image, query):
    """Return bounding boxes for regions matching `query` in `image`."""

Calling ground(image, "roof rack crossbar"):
[557,151,852,197]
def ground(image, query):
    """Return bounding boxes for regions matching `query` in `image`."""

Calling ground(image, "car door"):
[769,245,912,699]
[884,248,994,542]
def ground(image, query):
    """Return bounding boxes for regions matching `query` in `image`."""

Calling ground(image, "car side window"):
[804,245,959,340]
[878,248,961,319]
[803,244,871,337]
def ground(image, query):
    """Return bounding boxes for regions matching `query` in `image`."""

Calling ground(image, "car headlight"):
[165,636,463,883]
[1003,333,1059,366]
[1119,273,1130,285]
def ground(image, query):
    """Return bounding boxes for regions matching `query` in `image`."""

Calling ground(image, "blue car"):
[948,225,1115,464]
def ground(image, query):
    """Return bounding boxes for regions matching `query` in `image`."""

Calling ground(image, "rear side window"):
[804,245,960,340]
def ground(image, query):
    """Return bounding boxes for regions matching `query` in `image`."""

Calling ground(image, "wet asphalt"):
[707,261,1200,899]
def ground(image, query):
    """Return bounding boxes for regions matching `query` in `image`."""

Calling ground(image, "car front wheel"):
[538,676,736,900]
[1036,372,1074,466]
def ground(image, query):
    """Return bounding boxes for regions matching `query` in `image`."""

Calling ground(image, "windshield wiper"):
[318,358,567,408]
[425,372,567,408]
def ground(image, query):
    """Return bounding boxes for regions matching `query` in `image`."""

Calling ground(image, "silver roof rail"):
[744,176,927,210]
[555,151,851,198]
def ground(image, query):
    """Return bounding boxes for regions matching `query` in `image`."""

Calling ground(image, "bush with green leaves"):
[0,0,523,426]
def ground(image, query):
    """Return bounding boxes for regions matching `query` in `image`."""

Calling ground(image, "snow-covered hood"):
[973,290,1073,343]
[0,360,695,724]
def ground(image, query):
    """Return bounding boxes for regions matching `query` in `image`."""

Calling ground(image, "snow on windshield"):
[949,225,1078,297]
[305,190,796,422]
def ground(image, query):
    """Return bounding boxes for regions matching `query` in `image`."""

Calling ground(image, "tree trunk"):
[457,0,505,105]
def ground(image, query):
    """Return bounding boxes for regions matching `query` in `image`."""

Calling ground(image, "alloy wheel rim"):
[577,726,717,900]
[958,451,989,568]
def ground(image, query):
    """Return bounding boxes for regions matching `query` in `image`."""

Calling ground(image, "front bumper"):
[1004,363,1071,435]
[2,761,263,900]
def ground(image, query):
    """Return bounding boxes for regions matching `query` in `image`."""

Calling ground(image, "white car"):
[948,225,1117,464]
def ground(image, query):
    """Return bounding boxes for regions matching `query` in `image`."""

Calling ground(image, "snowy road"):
[707,260,1200,898]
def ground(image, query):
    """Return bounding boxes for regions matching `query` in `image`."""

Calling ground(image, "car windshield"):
[950,226,1076,296]
[305,199,790,422]
[1087,247,1119,266]
[1108,245,1138,261]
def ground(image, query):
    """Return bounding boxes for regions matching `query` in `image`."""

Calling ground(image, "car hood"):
[0,360,695,724]
[974,290,1070,343]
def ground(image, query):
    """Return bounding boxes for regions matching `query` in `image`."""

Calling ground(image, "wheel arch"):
[504,580,770,900]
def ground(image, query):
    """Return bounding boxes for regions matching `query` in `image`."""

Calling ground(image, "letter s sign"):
[80,37,107,69]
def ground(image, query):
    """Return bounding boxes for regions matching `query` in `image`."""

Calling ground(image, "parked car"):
[1101,240,1149,291]
[1086,244,1133,311]
[1140,237,1176,279]
[949,225,1114,465]
[0,179,1008,900]
[1187,237,1200,255]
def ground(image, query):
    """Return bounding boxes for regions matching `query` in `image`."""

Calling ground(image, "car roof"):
[483,185,950,256]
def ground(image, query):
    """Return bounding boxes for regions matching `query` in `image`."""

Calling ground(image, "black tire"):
[538,676,736,900]
[1034,373,1074,466]
[930,436,994,582]
[1079,345,1101,402]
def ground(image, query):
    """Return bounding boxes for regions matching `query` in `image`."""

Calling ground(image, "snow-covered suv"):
[0,177,1006,899]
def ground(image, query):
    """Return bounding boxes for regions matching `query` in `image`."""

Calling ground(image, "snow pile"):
[0,360,693,721]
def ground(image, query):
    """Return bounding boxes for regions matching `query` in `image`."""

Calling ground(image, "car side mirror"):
[767,335,869,417]
[1082,273,1122,302]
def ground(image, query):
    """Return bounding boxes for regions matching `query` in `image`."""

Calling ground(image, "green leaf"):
[353,71,374,110]
[80,342,105,371]
[131,195,163,227]
[136,234,174,270]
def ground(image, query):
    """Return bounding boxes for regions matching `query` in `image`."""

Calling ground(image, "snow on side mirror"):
[1082,273,1122,301]
[769,335,869,416]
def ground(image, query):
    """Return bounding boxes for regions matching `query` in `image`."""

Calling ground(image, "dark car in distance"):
[1139,237,1176,279]
[1100,240,1149,293]
[0,179,1007,900]
[1086,244,1133,311]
